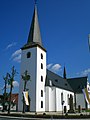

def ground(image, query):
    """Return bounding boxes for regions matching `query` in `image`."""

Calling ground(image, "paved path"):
[0,111,90,119]
[0,115,41,120]
[0,116,90,120]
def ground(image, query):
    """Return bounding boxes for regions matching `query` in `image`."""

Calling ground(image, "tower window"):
[41,53,43,59]
[41,63,43,69]
[27,52,31,58]
[41,101,43,108]
[41,76,43,82]
[41,90,43,97]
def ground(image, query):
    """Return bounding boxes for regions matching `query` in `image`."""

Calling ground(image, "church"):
[18,3,90,112]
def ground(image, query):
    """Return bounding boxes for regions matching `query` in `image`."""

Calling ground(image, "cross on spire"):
[34,0,37,4]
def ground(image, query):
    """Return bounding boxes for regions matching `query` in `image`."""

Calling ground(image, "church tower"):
[18,3,46,112]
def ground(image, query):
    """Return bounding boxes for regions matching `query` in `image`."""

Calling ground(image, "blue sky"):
[0,0,90,93]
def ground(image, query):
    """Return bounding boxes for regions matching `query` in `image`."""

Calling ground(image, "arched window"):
[41,63,43,69]
[41,101,43,108]
[27,52,31,58]
[41,90,43,97]
[41,53,43,59]
[41,76,43,82]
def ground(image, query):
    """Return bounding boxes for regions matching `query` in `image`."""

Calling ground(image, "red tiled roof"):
[9,93,18,104]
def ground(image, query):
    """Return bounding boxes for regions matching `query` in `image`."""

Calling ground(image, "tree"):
[2,73,9,112]
[8,66,17,114]
[22,70,30,113]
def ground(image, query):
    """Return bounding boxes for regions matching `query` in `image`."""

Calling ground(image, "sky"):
[0,0,90,94]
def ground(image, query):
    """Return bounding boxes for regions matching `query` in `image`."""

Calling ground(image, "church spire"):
[63,66,67,79]
[27,2,42,46]
[21,1,46,51]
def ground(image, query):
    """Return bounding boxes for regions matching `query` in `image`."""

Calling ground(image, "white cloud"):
[13,54,21,63]
[13,81,19,87]
[11,49,21,63]
[47,63,61,73]
[12,49,21,57]
[47,64,53,69]
[77,68,90,76]
[51,64,61,72]
[6,81,19,89]
[6,42,16,50]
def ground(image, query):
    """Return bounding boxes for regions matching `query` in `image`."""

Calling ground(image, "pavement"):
[0,111,90,119]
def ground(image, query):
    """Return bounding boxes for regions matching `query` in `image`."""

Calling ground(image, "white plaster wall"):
[18,46,46,112]
[45,87,56,111]
[36,47,46,112]
[45,86,74,112]
[76,93,85,109]
[56,88,74,112]
[18,47,37,111]
[45,86,49,111]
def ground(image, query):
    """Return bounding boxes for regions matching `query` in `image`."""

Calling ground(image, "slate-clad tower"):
[18,4,46,112]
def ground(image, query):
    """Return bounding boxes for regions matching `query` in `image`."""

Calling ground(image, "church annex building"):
[18,4,90,113]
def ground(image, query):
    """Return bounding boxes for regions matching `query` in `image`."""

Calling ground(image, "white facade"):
[18,43,75,112]
[18,46,46,112]
[76,93,85,109]
[45,86,74,112]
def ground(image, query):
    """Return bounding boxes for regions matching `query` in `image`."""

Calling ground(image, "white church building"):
[18,4,90,112]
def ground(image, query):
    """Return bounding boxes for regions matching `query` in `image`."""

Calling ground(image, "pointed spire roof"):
[27,5,42,45]
[63,66,67,79]
[21,3,46,51]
